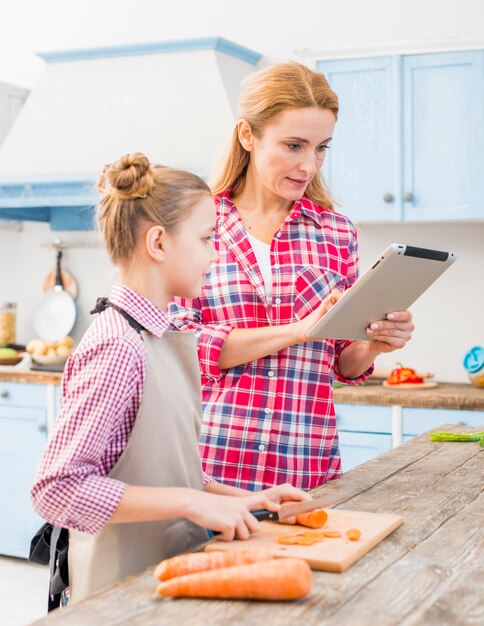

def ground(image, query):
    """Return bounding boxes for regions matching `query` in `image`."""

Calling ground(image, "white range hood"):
[0,38,261,229]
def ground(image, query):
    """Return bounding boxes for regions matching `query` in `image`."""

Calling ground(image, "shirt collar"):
[109,284,171,338]
[216,191,326,227]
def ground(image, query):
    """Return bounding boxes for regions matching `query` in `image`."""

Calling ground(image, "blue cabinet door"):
[317,57,401,222]
[402,407,484,437]
[0,404,47,557]
[338,431,393,473]
[318,50,484,221]
[403,51,484,221]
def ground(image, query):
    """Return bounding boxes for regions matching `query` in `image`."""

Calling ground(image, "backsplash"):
[1,219,483,383]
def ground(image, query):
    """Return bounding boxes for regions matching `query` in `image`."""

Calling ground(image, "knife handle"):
[251,509,278,522]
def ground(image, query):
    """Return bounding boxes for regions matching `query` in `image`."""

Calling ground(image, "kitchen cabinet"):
[335,402,484,472]
[0,381,58,558]
[318,50,484,222]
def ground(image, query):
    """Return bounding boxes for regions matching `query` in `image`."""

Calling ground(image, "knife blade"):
[251,494,348,523]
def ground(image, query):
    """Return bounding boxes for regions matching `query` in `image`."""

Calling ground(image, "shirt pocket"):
[294,265,345,321]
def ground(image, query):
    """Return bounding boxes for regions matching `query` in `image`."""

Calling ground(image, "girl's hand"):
[259,483,311,525]
[294,289,343,343]
[366,310,414,354]
[184,491,283,542]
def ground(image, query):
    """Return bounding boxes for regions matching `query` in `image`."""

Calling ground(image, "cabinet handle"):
[403,191,414,202]
[383,193,394,203]
[0,390,9,398]
[37,423,47,433]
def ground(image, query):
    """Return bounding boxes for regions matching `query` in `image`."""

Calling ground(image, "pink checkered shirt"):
[31,284,210,534]
[169,193,373,491]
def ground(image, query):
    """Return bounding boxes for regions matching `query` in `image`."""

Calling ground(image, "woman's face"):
[243,107,336,202]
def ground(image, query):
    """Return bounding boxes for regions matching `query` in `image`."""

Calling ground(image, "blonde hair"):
[211,62,339,209]
[97,152,210,262]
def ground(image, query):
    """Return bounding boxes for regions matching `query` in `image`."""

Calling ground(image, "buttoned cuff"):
[197,323,233,381]
[333,340,375,385]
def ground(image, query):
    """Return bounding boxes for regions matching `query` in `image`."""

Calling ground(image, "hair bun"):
[97,152,155,200]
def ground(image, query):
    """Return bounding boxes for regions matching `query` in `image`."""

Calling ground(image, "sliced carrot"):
[303,531,325,540]
[295,508,328,529]
[322,531,342,538]
[346,528,362,541]
[276,534,303,545]
[295,538,315,546]
[154,549,273,581]
[156,557,311,600]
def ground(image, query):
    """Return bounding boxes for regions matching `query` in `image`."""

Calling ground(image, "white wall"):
[2,0,484,89]
[0,82,29,146]
[1,0,483,383]
[1,218,482,383]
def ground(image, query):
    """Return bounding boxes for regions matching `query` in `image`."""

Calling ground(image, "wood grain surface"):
[333,381,484,410]
[30,423,483,626]
[0,368,62,385]
[206,509,404,572]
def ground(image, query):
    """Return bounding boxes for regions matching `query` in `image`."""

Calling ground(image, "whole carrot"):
[156,558,311,600]
[295,508,328,529]
[154,549,273,581]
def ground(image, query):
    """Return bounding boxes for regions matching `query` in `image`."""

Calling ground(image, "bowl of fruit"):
[0,346,25,366]
[27,336,75,366]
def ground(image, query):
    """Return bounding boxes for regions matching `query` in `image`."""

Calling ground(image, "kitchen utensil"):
[43,266,78,299]
[34,251,76,342]
[252,494,348,522]
[463,346,484,388]
[206,509,404,573]
[382,381,438,389]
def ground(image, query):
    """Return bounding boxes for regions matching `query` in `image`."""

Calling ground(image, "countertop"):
[0,368,62,385]
[1,368,483,411]
[333,381,484,411]
[32,423,483,626]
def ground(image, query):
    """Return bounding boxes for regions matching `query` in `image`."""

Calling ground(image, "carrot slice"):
[295,508,328,529]
[295,538,315,546]
[303,531,325,540]
[154,549,273,581]
[156,558,312,600]
[276,534,303,545]
[346,528,362,541]
[322,531,342,538]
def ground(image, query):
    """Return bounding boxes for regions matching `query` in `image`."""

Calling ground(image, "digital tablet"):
[306,243,457,341]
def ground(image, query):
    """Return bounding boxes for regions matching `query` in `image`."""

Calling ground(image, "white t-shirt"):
[247,232,272,307]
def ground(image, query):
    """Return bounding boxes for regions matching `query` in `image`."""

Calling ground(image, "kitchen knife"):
[251,494,348,522]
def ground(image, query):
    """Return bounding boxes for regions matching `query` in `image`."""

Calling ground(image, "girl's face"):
[163,194,217,299]
[242,106,336,203]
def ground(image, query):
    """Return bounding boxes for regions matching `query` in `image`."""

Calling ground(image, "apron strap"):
[90,297,147,334]
[29,522,69,611]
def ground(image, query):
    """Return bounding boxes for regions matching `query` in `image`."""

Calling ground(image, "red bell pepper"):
[386,363,424,385]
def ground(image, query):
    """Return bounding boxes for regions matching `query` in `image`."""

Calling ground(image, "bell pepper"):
[386,363,424,385]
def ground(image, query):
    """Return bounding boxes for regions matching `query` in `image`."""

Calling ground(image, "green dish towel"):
[429,431,484,446]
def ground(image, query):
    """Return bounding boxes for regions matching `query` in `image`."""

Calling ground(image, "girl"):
[31,153,307,604]
[168,62,415,491]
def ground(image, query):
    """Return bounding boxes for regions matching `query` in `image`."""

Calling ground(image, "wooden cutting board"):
[206,509,404,573]
[382,381,438,389]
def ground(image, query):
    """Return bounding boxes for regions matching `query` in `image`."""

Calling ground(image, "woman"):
[168,62,414,491]
[31,153,307,605]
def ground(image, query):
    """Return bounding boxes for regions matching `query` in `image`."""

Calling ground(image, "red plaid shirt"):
[169,193,373,491]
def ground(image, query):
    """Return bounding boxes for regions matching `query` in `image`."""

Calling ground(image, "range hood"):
[0,38,261,230]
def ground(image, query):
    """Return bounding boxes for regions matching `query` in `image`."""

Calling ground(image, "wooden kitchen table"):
[31,423,483,626]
